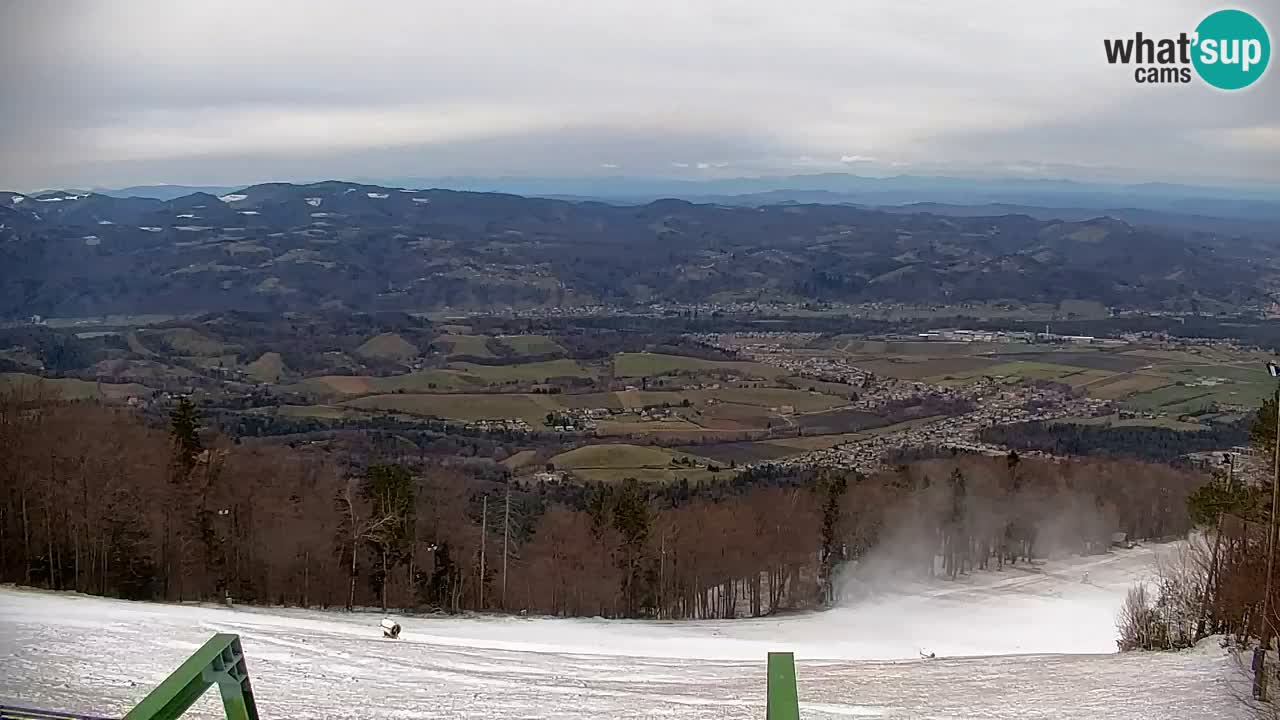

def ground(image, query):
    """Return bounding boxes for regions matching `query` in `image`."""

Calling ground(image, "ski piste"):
[0,545,1248,718]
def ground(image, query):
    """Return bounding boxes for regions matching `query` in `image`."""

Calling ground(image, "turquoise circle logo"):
[1192,9,1270,90]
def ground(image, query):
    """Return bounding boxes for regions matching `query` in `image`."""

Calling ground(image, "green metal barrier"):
[766,651,800,720]
[123,633,259,720]
[13,635,797,720]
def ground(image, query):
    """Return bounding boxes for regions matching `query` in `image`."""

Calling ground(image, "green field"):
[355,333,420,361]
[496,335,565,356]
[257,404,355,420]
[343,393,557,423]
[437,334,494,358]
[693,387,850,412]
[245,352,288,383]
[293,369,485,396]
[447,359,593,383]
[549,443,718,483]
[139,327,238,356]
[0,373,150,401]
[613,352,783,379]
[1085,373,1173,399]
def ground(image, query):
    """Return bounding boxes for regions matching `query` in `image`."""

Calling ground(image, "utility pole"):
[1256,375,1280,701]
[479,494,487,610]
[659,532,666,620]
[502,482,510,610]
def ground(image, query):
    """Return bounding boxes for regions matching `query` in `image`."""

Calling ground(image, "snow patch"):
[218,193,248,203]
[367,192,389,199]
[9,195,24,205]
[239,210,260,215]
[138,226,163,232]
[412,197,431,204]
[174,226,210,231]
[82,236,100,245]
[176,214,197,219]
[305,197,322,207]
[97,220,114,225]
[310,212,332,218]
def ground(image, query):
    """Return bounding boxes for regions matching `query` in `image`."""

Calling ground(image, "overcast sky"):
[1,0,1276,190]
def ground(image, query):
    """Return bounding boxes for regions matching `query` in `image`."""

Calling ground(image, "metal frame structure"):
[122,633,259,720]
[9,635,797,720]
[766,651,800,719]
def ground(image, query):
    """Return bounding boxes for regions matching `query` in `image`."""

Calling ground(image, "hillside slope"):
[0,546,1248,719]
[1,182,1274,317]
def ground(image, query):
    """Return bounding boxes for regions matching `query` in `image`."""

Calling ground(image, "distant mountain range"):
[96,174,1280,223]
[2,180,1276,318]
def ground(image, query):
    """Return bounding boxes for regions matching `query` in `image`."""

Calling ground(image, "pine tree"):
[169,397,203,474]
[361,464,415,611]
[818,471,848,602]
[1251,394,1277,461]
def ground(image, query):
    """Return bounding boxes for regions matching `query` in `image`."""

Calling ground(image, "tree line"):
[981,418,1249,463]
[0,382,1208,619]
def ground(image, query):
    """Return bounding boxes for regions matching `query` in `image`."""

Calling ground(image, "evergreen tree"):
[169,396,203,473]
[360,464,415,611]
[1251,394,1278,462]
[818,471,848,602]
[1186,469,1262,527]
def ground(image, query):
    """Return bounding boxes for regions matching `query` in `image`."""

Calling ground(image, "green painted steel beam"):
[766,651,800,720]
[123,634,258,720]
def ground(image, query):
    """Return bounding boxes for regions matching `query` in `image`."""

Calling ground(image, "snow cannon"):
[381,618,401,639]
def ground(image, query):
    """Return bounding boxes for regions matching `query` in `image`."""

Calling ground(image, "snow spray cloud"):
[831,458,1119,606]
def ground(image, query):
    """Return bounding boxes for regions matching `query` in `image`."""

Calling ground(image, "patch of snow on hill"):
[218,194,247,203]
[305,198,322,207]
[367,192,389,199]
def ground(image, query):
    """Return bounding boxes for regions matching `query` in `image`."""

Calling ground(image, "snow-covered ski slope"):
[0,546,1251,719]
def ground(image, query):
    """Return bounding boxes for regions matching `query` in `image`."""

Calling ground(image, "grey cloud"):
[1,0,1278,189]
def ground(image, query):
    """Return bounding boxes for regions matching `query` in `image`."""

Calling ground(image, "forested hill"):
[1,181,1273,317]
[981,419,1250,463]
